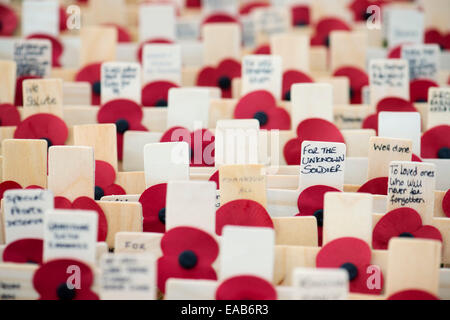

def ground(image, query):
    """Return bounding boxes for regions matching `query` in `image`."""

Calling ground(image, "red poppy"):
[387,44,404,59]
[410,79,439,103]
[137,38,173,63]
[387,289,439,300]
[291,5,310,27]
[103,23,131,43]
[357,177,388,195]
[412,154,422,162]
[160,127,215,167]
[33,259,99,300]
[202,13,239,25]
[93,160,126,200]
[186,0,201,8]
[0,103,20,126]
[295,185,341,246]
[362,97,417,133]
[197,59,241,98]
[157,226,219,293]
[142,81,179,107]
[348,0,372,22]
[2,238,43,264]
[15,75,41,106]
[311,18,351,47]
[27,33,63,67]
[372,207,442,250]
[443,189,450,218]
[216,275,277,300]
[421,125,450,159]
[333,67,368,104]
[139,183,167,233]
[316,237,384,294]
[75,62,102,105]
[253,44,271,55]
[234,90,291,130]
[239,2,269,15]
[0,181,42,200]
[97,98,148,160]
[54,195,109,242]
[209,170,219,190]
[282,70,314,101]
[216,200,273,236]
[59,6,67,32]
[425,29,450,50]
[0,3,18,36]
[284,118,345,165]
[14,113,68,146]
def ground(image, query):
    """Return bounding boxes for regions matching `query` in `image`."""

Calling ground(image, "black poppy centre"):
[340,262,358,281]
[253,111,268,126]
[438,147,450,159]
[313,209,324,227]
[41,137,53,148]
[95,186,104,201]
[178,250,198,269]
[399,232,414,238]
[115,118,129,134]
[217,76,231,90]
[155,99,168,107]
[92,81,101,96]
[57,282,76,300]
[158,207,166,224]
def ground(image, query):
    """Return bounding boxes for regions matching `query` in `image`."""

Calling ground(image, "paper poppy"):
[0,3,18,36]
[2,239,43,264]
[33,259,99,300]
[0,181,43,200]
[239,2,269,15]
[142,81,179,107]
[372,207,443,250]
[137,38,173,64]
[357,177,388,195]
[295,185,341,246]
[14,113,68,146]
[160,127,215,167]
[316,237,384,294]
[234,90,291,130]
[291,5,310,27]
[15,75,41,107]
[186,0,201,8]
[253,44,271,55]
[311,17,351,47]
[75,62,102,105]
[387,289,439,300]
[59,6,67,32]
[282,70,314,101]
[284,118,345,165]
[103,23,131,43]
[412,154,422,162]
[27,33,64,67]
[387,44,403,59]
[202,13,238,25]
[216,200,273,236]
[410,79,439,103]
[348,0,372,22]
[54,195,109,242]
[443,190,450,218]
[157,226,219,293]
[197,59,241,98]
[362,97,417,133]
[139,183,167,233]
[425,29,450,50]
[333,67,368,104]
[216,275,277,300]
[0,103,20,126]
[93,160,126,200]
[97,98,148,160]
[209,170,219,190]
[421,125,450,159]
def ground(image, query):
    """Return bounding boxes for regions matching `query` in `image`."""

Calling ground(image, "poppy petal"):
[411,225,443,243]
[253,44,271,55]
[216,275,277,300]
[15,76,41,107]
[234,90,277,120]
[27,33,63,67]
[311,18,351,47]
[217,59,241,80]
[240,2,270,15]
[33,259,99,300]
[297,185,341,215]
[103,23,131,43]
[291,5,310,26]
[14,113,68,145]
[2,238,43,264]
[139,183,167,233]
[421,125,450,159]
[72,196,108,242]
[75,63,102,105]
[357,177,389,195]
[97,99,143,126]
[103,184,126,197]
[160,126,191,143]
[0,3,18,36]
[209,170,219,190]
[443,190,450,218]
[202,13,238,25]
[264,106,291,130]
[333,67,368,104]
[142,81,179,107]
[283,138,302,165]
[372,207,424,250]
[0,103,21,126]
[54,196,73,209]
[388,289,439,300]
[282,70,314,101]
[95,160,116,189]
[161,226,219,262]
[190,129,215,167]
[410,79,439,103]
[216,199,274,236]
[196,66,218,87]
[362,113,378,133]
